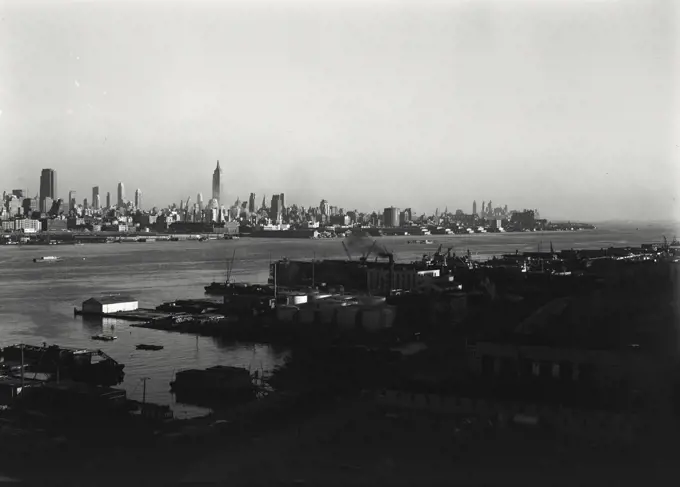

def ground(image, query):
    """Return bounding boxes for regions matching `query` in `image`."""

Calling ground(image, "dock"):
[74,307,177,322]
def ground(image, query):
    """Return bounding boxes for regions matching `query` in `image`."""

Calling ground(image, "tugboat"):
[136,344,163,351]
[92,334,117,341]
[33,256,61,263]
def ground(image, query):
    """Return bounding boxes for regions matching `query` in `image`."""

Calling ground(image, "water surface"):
[0,224,675,416]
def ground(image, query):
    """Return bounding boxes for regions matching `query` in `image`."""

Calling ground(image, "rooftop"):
[84,295,137,305]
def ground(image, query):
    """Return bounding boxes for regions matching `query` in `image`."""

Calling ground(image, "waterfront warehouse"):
[82,296,139,314]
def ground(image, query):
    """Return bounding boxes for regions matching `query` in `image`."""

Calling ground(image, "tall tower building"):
[44,197,54,215]
[106,192,111,208]
[83,198,88,210]
[39,168,57,213]
[472,200,477,217]
[481,201,486,217]
[270,194,282,223]
[117,182,125,207]
[68,190,76,211]
[320,199,329,215]
[248,193,256,213]
[135,189,142,209]
[383,207,400,228]
[197,193,204,211]
[92,186,100,210]
[212,160,223,205]
[94,194,100,210]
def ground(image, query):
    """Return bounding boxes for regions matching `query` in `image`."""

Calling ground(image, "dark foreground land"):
[3,251,680,484]
[2,393,679,486]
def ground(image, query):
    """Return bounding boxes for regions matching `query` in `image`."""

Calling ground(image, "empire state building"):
[212,160,223,205]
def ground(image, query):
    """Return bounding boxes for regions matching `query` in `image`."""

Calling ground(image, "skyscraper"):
[106,192,111,208]
[248,193,256,213]
[92,186,100,210]
[212,161,223,205]
[197,193,204,211]
[44,197,53,216]
[270,194,282,222]
[94,194,100,209]
[83,198,88,210]
[68,190,76,211]
[320,199,329,215]
[472,200,477,217]
[39,168,57,213]
[383,207,400,228]
[401,208,412,225]
[117,182,125,207]
[135,189,142,209]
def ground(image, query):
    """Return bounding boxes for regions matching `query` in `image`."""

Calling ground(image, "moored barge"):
[0,344,125,386]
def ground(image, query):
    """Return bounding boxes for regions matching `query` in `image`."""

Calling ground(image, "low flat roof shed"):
[82,295,139,314]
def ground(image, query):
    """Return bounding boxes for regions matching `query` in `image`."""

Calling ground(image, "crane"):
[184,196,192,219]
[226,249,236,284]
[342,241,352,261]
[359,240,378,264]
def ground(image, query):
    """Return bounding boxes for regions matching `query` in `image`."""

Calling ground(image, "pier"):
[74,307,177,322]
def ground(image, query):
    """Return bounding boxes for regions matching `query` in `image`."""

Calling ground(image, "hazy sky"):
[0,0,676,221]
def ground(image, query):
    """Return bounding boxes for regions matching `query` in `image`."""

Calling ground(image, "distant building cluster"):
[1,163,571,236]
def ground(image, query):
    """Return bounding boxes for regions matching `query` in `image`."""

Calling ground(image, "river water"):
[0,223,676,417]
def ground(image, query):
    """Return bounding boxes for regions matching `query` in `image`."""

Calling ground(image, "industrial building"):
[366,266,440,294]
[82,296,139,314]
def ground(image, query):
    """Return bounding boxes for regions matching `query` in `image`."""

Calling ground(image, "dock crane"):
[184,196,192,220]
[342,241,352,261]
[359,240,378,265]
[375,246,396,296]
[226,249,236,284]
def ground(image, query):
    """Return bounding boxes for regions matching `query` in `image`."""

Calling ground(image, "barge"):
[204,282,273,296]
[136,344,163,351]
[0,344,125,386]
[92,334,117,342]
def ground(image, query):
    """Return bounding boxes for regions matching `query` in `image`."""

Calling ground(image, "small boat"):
[92,334,117,341]
[136,344,164,351]
[33,256,61,263]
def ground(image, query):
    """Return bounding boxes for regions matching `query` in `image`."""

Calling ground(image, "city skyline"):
[13,164,533,219]
[0,1,676,222]
[1,164,669,225]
